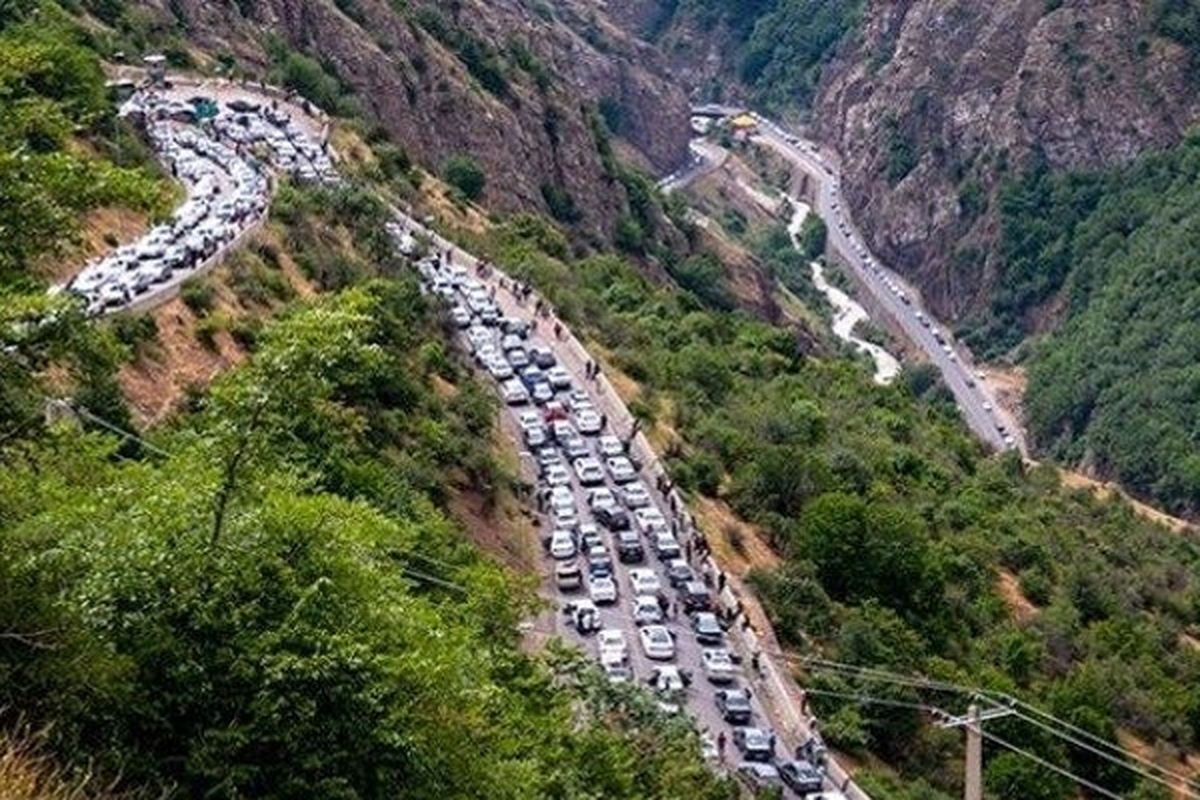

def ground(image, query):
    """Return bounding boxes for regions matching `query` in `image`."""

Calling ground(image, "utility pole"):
[937,701,1014,800]
[965,704,982,800]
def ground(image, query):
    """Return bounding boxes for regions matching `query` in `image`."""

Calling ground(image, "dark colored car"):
[732,727,775,763]
[529,344,556,368]
[594,504,631,532]
[666,558,696,588]
[678,580,712,613]
[500,317,531,337]
[690,611,724,646]
[616,530,645,564]
[778,759,825,795]
[715,688,753,725]
[587,551,614,579]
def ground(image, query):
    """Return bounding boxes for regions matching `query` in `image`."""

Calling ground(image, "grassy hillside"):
[981,131,1200,519]
[455,208,1200,799]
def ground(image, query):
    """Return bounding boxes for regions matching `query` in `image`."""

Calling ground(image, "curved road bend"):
[688,106,1025,455]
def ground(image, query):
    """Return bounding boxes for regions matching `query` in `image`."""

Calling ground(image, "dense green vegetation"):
[1150,0,1200,70]
[0,5,732,795]
[0,2,170,282]
[981,132,1200,519]
[663,0,863,110]
[0,281,733,798]
[465,212,1200,799]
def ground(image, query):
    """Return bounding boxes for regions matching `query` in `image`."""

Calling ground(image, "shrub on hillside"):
[442,154,486,201]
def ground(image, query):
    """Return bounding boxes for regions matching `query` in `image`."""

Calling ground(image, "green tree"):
[443,154,487,201]
[797,212,827,260]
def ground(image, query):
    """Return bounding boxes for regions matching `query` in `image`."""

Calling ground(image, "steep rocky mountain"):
[813,0,1200,332]
[117,0,691,243]
[607,1,1200,333]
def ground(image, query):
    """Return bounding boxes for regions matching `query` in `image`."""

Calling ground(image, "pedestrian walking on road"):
[600,412,607,431]
[751,649,762,677]
[717,731,727,760]
[553,321,563,340]
[717,572,727,594]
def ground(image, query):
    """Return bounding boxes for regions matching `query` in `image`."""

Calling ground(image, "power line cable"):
[1001,705,1200,796]
[775,651,1195,792]
[58,400,173,458]
[784,653,979,695]
[801,687,940,714]
[980,728,1125,800]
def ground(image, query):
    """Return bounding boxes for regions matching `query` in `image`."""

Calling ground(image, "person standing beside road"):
[717,731,727,761]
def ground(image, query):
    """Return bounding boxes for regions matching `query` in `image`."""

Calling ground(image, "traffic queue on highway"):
[744,111,1019,453]
[61,91,337,316]
[403,234,845,799]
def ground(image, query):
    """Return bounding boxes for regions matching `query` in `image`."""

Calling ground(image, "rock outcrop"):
[813,0,1200,326]
[152,0,692,242]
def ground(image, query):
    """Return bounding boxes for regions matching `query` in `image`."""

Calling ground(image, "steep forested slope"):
[0,4,731,794]
[458,211,1200,800]
[1002,132,1200,517]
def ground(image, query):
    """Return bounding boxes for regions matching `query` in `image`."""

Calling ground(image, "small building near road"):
[729,113,759,136]
[143,54,167,87]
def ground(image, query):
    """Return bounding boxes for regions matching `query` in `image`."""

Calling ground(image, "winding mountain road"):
[689,106,1026,455]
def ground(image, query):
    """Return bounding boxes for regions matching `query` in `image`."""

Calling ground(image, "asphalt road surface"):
[404,248,846,798]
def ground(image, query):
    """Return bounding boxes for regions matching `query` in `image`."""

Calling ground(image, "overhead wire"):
[980,728,1125,800]
[997,703,1200,796]
[800,687,940,714]
[773,652,1197,794]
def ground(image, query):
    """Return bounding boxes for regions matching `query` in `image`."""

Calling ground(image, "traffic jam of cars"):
[407,239,843,798]
[60,90,337,316]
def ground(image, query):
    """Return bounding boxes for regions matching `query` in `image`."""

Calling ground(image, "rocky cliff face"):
[147,0,691,241]
[813,0,1200,328]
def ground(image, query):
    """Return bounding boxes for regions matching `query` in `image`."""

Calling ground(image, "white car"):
[548,488,575,514]
[545,365,573,390]
[573,457,606,486]
[575,408,603,435]
[566,390,594,412]
[549,529,576,560]
[589,575,618,605]
[601,650,633,683]
[632,594,663,626]
[701,648,737,684]
[629,568,662,596]
[565,598,600,633]
[634,507,668,534]
[598,435,625,458]
[523,424,547,448]
[486,358,513,380]
[588,487,617,511]
[516,409,543,432]
[597,628,629,663]
[500,378,529,405]
[639,625,676,661]
[620,482,652,509]
[553,505,580,531]
[544,463,571,487]
[605,456,638,484]
[652,532,681,560]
